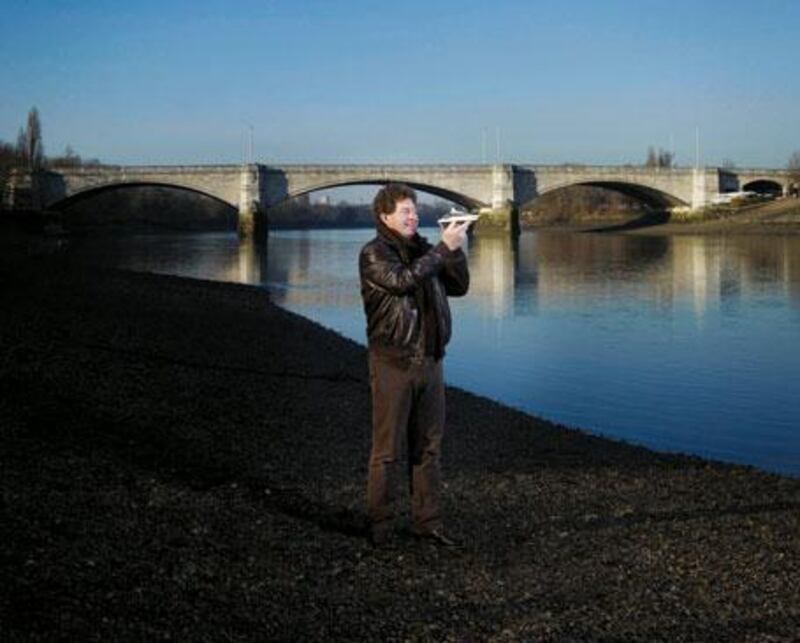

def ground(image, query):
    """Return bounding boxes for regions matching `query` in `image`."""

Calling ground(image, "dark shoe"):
[413,528,458,547]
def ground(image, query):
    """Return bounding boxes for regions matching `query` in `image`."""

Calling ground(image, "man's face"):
[381,198,418,238]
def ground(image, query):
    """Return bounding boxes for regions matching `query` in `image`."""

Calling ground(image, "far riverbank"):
[620,198,800,236]
[520,196,800,236]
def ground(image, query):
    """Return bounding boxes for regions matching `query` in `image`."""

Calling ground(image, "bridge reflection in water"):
[249,230,800,322]
[84,228,800,324]
[257,229,800,475]
[55,227,800,474]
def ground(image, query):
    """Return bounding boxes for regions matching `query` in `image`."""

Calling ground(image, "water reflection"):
[200,230,800,324]
[468,235,517,318]
[222,230,800,338]
[258,229,800,475]
[227,237,268,284]
[57,228,800,475]
[469,232,800,320]
[61,229,800,320]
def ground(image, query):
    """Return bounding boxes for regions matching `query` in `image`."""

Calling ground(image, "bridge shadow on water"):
[583,210,671,233]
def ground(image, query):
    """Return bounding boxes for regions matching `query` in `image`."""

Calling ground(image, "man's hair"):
[372,183,417,222]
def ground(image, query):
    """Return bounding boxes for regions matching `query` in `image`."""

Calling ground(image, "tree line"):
[1,107,101,209]
[644,146,674,168]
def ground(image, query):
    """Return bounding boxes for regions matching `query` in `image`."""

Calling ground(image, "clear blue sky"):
[2,0,798,168]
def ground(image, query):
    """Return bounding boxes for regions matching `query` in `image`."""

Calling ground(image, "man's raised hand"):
[441,220,470,251]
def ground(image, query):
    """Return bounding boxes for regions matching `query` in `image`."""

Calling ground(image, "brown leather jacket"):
[359,227,469,363]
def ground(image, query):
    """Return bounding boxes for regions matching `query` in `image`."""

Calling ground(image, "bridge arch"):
[278,179,486,211]
[46,181,238,213]
[742,179,783,196]
[535,180,688,210]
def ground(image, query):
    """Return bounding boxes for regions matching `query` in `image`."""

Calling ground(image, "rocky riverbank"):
[1,234,799,641]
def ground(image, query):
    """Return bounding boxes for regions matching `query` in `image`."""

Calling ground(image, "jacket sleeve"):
[360,241,450,295]
[441,248,470,296]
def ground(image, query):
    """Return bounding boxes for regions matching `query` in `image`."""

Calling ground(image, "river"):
[54,227,800,476]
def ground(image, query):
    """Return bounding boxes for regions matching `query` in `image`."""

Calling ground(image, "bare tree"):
[25,107,45,169]
[657,149,674,168]
[49,144,82,168]
[15,127,26,164]
[645,146,673,168]
[15,108,45,169]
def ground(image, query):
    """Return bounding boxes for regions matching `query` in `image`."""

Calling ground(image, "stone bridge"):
[4,163,792,237]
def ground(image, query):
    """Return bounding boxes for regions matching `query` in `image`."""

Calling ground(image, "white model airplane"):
[437,207,480,226]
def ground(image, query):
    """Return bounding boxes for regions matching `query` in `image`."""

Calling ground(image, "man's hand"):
[441,220,470,251]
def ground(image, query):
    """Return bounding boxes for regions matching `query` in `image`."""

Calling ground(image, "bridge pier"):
[473,165,520,237]
[2,168,40,212]
[237,164,268,240]
[475,204,520,236]
[237,203,268,240]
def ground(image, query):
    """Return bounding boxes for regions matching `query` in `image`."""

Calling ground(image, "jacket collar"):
[376,221,428,256]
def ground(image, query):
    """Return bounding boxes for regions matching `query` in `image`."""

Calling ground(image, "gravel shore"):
[1,236,799,641]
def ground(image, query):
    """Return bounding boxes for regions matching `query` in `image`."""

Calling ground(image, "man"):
[359,183,470,547]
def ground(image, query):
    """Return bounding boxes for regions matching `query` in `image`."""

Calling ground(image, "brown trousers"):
[367,351,445,534]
